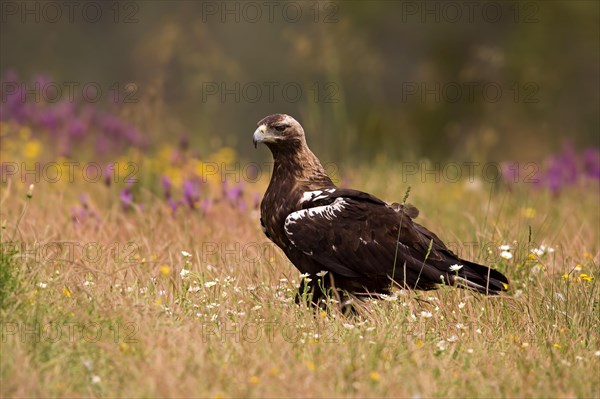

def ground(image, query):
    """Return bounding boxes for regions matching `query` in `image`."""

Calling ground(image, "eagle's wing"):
[284,188,508,292]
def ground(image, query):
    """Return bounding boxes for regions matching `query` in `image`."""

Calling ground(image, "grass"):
[1,165,599,398]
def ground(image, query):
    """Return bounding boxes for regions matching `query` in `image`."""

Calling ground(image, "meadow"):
[1,119,599,398]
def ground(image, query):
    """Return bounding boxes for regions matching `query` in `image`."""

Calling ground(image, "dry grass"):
[1,168,599,398]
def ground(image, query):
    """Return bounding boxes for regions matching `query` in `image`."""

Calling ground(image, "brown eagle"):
[253,114,508,302]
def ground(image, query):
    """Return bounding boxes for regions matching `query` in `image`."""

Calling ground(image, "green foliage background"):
[1,1,598,163]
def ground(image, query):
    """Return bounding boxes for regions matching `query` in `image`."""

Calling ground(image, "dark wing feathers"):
[284,189,508,294]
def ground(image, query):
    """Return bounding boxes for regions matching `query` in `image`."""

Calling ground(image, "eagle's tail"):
[446,260,509,295]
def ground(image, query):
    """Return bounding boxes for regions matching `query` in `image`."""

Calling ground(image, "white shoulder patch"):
[299,189,334,204]
[285,197,348,238]
[283,197,348,256]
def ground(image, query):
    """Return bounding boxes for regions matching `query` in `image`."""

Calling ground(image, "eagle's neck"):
[268,142,333,186]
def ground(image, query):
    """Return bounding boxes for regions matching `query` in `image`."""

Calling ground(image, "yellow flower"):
[120,342,129,352]
[553,343,561,349]
[159,265,171,276]
[209,146,237,165]
[305,360,315,371]
[370,371,381,382]
[23,140,41,159]
[562,273,569,280]
[249,376,260,385]
[267,367,279,377]
[62,288,71,298]
[580,274,593,282]
[415,340,424,348]
[521,207,536,219]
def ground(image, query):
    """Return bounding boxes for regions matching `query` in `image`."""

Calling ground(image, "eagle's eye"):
[274,125,286,132]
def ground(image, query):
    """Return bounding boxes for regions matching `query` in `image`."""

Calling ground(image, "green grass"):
[1,169,599,398]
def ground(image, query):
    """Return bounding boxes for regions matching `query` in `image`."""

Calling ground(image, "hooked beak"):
[253,125,266,149]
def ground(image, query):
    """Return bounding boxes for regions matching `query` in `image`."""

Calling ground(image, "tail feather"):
[447,260,509,294]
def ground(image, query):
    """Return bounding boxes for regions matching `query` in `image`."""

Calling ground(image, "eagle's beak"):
[253,125,266,148]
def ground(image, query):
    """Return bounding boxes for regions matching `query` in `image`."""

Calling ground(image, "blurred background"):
[1,0,598,173]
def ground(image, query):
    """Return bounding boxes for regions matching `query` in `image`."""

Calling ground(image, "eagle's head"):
[253,114,305,149]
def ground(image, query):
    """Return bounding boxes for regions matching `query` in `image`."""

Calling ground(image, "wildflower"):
[181,251,192,258]
[316,270,328,277]
[161,175,172,199]
[499,244,511,251]
[183,179,201,209]
[180,269,190,279]
[531,248,544,257]
[62,287,71,297]
[500,250,513,260]
[447,335,459,342]
[37,282,47,289]
[188,285,201,292]
[120,188,133,210]
[204,281,217,288]
[562,273,569,279]
[458,302,466,309]
[553,343,561,349]
[436,340,447,351]
[159,265,171,276]
[449,264,463,271]
[343,323,355,329]
[594,350,600,357]
[381,293,398,302]
[83,281,94,287]
[531,265,542,274]
[420,311,433,318]
[305,360,315,371]
[580,273,594,282]
[522,207,536,219]
[91,375,101,384]
[369,371,381,382]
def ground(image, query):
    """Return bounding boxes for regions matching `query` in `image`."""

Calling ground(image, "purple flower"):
[120,188,134,211]
[69,119,86,138]
[583,148,600,179]
[104,164,115,187]
[183,179,200,209]
[167,198,181,213]
[223,181,243,207]
[162,175,172,199]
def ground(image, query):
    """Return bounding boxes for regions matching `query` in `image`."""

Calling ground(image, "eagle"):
[253,114,509,303]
